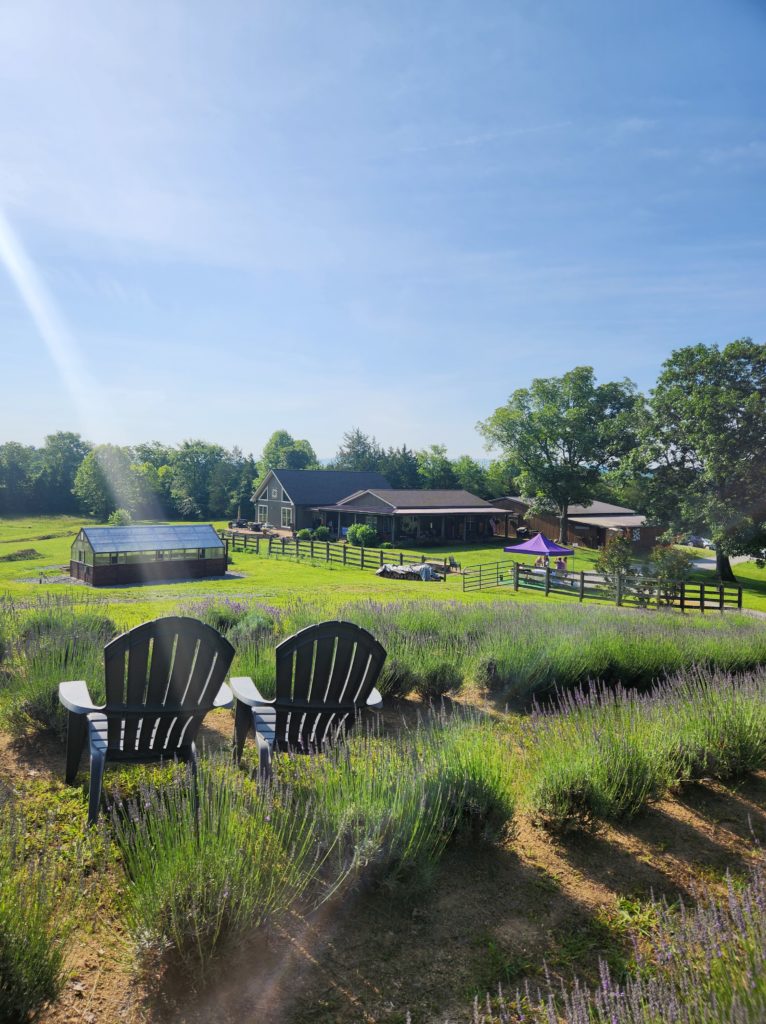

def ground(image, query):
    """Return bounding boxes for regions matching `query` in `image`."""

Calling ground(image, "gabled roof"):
[335,489,504,511]
[79,524,223,554]
[494,496,638,516]
[253,469,391,506]
[355,489,496,509]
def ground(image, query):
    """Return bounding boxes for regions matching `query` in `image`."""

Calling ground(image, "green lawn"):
[1,516,764,623]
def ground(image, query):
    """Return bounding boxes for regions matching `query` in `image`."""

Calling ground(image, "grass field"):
[1,515,764,621]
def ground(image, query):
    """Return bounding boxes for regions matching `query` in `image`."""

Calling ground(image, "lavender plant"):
[517,668,766,828]
[469,863,766,1023]
[0,808,75,1022]
[112,757,325,973]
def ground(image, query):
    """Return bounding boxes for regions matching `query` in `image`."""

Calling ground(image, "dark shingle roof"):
[255,469,391,506]
[80,524,223,553]
[495,496,637,516]
[342,489,496,510]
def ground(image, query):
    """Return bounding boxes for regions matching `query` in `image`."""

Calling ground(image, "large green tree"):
[451,455,490,497]
[478,366,641,541]
[416,445,457,489]
[332,428,382,472]
[642,339,766,581]
[259,430,318,477]
[379,444,420,488]
[73,445,140,520]
[33,432,91,513]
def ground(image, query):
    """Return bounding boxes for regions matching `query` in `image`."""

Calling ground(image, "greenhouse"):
[69,524,227,586]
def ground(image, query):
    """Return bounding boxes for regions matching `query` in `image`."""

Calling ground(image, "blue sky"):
[1,0,764,459]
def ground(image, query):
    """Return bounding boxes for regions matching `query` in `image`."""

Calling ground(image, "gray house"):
[251,469,391,532]
[314,488,508,544]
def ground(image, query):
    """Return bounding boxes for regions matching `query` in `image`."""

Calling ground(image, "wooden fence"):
[462,559,743,612]
[220,530,449,575]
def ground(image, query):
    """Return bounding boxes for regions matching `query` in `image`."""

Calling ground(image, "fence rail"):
[219,530,449,576]
[462,559,743,612]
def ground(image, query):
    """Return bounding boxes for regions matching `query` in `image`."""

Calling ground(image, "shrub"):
[296,528,313,540]
[380,541,393,549]
[313,526,331,541]
[179,598,248,635]
[284,711,516,882]
[0,810,73,1022]
[650,543,696,582]
[112,758,323,973]
[107,507,132,525]
[4,605,118,735]
[346,523,379,547]
[517,668,766,829]
[594,535,633,578]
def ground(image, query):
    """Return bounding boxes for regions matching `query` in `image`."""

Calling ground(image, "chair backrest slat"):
[101,617,234,755]
[271,621,385,752]
[291,640,315,703]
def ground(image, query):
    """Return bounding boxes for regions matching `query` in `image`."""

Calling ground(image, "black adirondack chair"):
[59,616,234,825]
[232,620,386,777]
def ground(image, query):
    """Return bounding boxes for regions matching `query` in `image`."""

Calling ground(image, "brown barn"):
[70,524,227,586]
[491,497,663,553]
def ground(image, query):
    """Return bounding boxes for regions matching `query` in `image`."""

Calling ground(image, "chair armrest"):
[366,687,383,710]
[212,683,233,709]
[230,676,273,707]
[58,680,100,715]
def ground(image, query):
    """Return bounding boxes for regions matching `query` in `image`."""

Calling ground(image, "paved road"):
[692,555,755,570]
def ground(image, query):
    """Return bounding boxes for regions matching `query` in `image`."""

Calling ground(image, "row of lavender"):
[3,594,766,734]
[470,863,766,1023]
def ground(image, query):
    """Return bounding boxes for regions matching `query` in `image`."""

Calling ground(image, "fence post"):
[719,584,724,613]
[326,541,330,562]
[380,550,384,566]
[544,566,551,596]
[616,574,622,607]
[343,545,347,565]
[655,581,661,609]
[738,587,743,610]
[699,582,705,613]
[680,582,685,613]
[513,563,519,591]
[281,538,285,556]
[362,547,367,569]
[310,540,315,560]
[579,571,585,602]
[400,552,404,565]
[268,537,273,556]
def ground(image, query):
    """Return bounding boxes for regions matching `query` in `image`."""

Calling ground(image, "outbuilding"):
[70,524,227,586]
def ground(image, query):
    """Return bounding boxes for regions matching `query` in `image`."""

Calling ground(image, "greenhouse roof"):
[79,524,223,554]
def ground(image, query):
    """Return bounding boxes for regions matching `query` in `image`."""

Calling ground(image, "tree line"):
[1,338,763,580]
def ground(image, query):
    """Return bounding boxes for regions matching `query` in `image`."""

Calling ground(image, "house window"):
[271,487,278,499]
[281,507,293,528]
[258,504,268,521]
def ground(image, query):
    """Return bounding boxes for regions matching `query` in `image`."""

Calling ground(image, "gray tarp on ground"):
[375,562,443,582]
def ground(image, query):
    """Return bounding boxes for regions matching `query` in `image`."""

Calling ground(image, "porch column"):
[441,516,446,540]
[463,514,467,541]
[391,515,396,544]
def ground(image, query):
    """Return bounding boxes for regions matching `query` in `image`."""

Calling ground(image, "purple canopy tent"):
[504,533,574,556]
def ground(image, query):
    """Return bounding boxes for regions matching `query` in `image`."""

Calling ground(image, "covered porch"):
[313,506,509,545]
